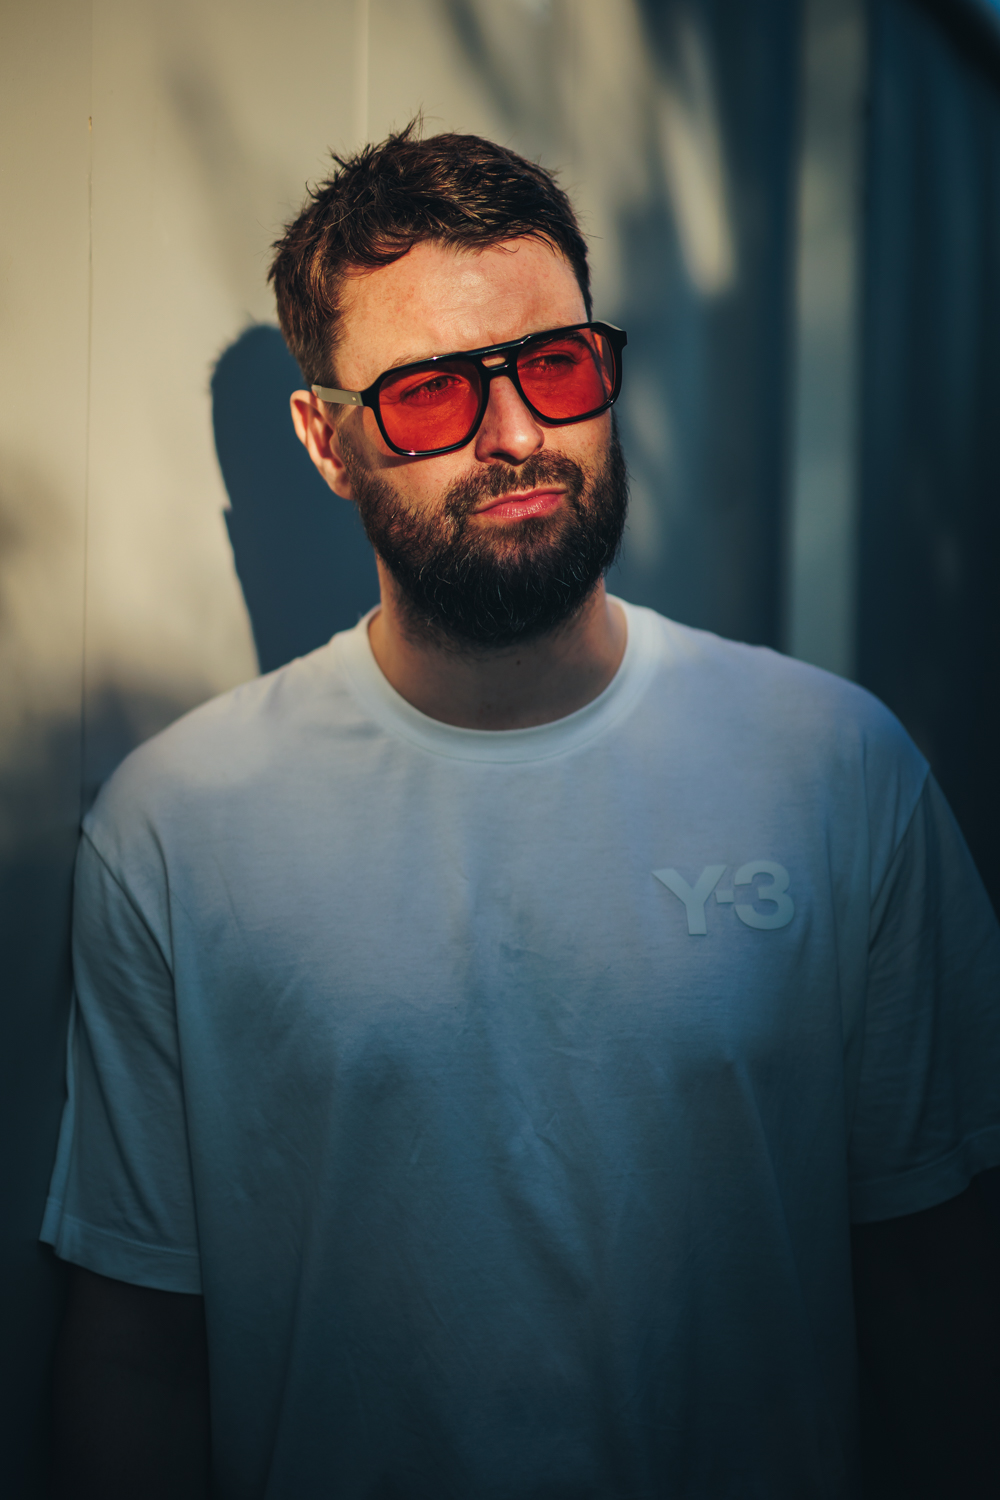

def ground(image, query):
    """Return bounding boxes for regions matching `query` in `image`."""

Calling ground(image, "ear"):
[289,391,356,500]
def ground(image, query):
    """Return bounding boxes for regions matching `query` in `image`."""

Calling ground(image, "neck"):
[366,564,627,730]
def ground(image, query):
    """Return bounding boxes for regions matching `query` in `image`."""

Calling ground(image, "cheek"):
[358,408,397,464]
[360,442,470,516]
[358,410,462,492]
[533,412,611,482]
[570,411,613,469]
[349,416,411,484]
[399,458,469,513]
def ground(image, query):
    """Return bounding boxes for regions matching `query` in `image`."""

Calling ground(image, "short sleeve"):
[848,774,1000,1222]
[40,831,202,1292]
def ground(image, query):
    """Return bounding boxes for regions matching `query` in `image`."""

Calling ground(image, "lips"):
[472,488,565,521]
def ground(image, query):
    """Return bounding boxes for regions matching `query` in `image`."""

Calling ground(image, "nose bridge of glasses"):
[478,355,527,410]
[475,359,541,443]
[481,360,532,415]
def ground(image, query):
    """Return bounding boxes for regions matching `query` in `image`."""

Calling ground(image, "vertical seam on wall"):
[356,0,369,147]
[79,0,94,827]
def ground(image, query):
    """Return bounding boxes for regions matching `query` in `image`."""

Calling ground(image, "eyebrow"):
[378,325,586,376]
[341,347,458,394]
[383,349,444,372]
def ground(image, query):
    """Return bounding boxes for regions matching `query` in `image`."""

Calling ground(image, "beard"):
[340,419,629,651]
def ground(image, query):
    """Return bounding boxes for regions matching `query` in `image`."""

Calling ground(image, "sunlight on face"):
[330,238,611,526]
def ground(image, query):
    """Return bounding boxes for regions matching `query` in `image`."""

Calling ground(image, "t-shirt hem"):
[41,1199,202,1293]
[849,1125,1000,1223]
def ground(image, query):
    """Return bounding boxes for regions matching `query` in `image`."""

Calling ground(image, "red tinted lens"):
[516,329,614,420]
[377,360,482,452]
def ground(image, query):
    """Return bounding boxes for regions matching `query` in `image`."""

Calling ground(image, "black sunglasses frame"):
[311,320,627,458]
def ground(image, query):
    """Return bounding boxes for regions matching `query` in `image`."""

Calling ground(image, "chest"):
[168,756,863,1111]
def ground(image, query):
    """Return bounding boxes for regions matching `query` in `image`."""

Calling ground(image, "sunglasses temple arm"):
[311,385,364,406]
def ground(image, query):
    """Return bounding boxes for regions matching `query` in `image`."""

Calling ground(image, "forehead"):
[334,237,587,387]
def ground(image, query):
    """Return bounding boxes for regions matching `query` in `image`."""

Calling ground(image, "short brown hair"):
[269,120,592,385]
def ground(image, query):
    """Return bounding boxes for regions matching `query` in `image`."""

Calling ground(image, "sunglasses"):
[311,321,627,458]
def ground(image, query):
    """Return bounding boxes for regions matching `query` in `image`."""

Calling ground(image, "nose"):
[473,373,545,465]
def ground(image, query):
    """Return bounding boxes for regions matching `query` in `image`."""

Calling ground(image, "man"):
[45,126,1000,1498]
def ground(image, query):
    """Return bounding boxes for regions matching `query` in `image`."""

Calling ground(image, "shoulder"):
[623,603,929,837]
[83,634,364,862]
[626,602,902,732]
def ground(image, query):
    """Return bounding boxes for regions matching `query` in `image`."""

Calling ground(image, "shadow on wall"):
[0,683,194,1500]
[438,0,801,649]
[211,325,379,674]
[0,725,75,1500]
[858,0,1000,919]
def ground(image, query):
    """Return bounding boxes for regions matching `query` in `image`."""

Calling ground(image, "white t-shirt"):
[42,601,1000,1499]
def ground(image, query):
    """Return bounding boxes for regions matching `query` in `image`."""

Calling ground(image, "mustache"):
[443,452,586,521]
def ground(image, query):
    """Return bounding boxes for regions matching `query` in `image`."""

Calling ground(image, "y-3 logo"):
[653,862,795,934]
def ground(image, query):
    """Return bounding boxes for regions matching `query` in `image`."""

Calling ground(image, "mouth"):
[472,487,565,522]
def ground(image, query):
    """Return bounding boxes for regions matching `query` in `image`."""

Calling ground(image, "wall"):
[786,0,866,677]
[0,1,879,1491]
[858,0,1000,915]
[1,7,92,1487]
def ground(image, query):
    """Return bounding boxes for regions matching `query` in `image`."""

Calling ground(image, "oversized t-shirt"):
[42,601,1000,1499]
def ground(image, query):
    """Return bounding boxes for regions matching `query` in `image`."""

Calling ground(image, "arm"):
[50,1265,211,1500]
[851,1170,1000,1499]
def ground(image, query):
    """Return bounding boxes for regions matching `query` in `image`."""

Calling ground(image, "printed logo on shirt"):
[652,862,795,934]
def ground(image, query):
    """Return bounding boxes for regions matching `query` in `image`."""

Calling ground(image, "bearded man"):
[45,127,1000,1500]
